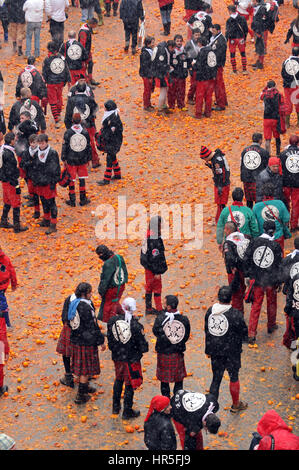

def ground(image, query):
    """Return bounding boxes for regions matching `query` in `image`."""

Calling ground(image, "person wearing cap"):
[96,245,128,323]
[200,145,230,223]
[281,47,299,128]
[205,285,248,413]
[153,295,190,399]
[140,215,168,315]
[243,220,283,344]
[60,30,89,85]
[279,135,299,233]
[61,112,92,207]
[210,24,228,111]
[225,4,248,74]
[217,188,259,249]
[15,57,48,107]
[254,181,290,254]
[144,395,177,450]
[260,80,286,156]
[96,100,123,184]
[68,74,95,98]
[170,389,220,450]
[256,156,284,203]
[0,434,16,450]
[78,17,100,88]
[42,41,71,128]
[240,132,270,208]
[107,297,148,419]
[185,28,201,105]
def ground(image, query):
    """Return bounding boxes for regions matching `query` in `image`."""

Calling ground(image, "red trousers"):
[2,182,21,208]
[145,269,162,310]
[87,126,99,166]
[0,317,9,388]
[187,70,196,101]
[214,66,227,108]
[168,77,186,109]
[70,68,86,85]
[195,79,215,118]
[283,187,299,230]
[173,420,204,450]
[101,285,125,323]
[228,271,246,314]
[214,184,230,223]
[284,87,299,116]
[142,77,153,108]
[47,82,64,121]
[248,285,277,338]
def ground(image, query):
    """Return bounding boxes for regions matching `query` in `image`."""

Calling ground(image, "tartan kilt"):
[156,353,187,383]
[114,361,131,386]
[70,343,100,377]
[243,182,256,202]
[56,323,72,357]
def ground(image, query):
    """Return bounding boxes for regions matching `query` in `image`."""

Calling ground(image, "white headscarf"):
[121,297,137,325]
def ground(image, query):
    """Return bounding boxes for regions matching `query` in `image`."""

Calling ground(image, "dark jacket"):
[152,42,172,81]
[0,109,6,136]
[14,119,38,157]
[107,313,148,362]
[281,250,299,294]
[279,145,299,188]
[240,143,269,183]
[144,411,177,450]
[30,146,61,187]
[42,53,71,85]
[187,11,212,41]
[61,125,92,166]
[153,311,190,355]
[70,299,105,347]
[193,45,217,81]
[225,13,248,39]
[281,56,299,89]
[184,0,206,10]
[210,32,227,68]
[284,273,299,319]
[98,254,128,297]
[260,86,283,120]
[64,93,98,129]
[60,39,89,71]
[251,3,267,34]
[79,0,95,8]
[8,99,46,132]
[243,235,283,287]
[19,146,38,180]
[222,234,249,274]
[205,303,248,357]
[205,149,230,188]
[78,24,92,56]
[170,47,189,80]
[99,111,123,155]
[119,0,144,23]
[6,0,25,23]
[285,19,299,45]
[0,145,19,187]
[139,47,154,78]
[255,166,283,202]
[16,66,47,100]
[140,230,168,275]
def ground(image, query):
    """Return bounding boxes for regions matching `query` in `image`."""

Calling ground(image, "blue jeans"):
[81,7,95,21]
[25,21,41,57]
[160,4,173,25]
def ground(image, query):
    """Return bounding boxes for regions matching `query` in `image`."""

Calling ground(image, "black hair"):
[29,134,38,143]
[267,80,276,88]
[263,220,276,235]
[262,182,275,198]
[252,132,263,143]
[212,24,221,31]
[4,132,15,145]
[47,41,59,53]
[218,286,232,304]
[144,36,154,47]
[174,34,183,42]
[205,414,221,434]
[20,111,31,120]
[88,17,98,24]
[37,133,48,143]
[232,187,244,202]
[292,47,299,56]
[77,82,87,93]
[165,295,179,310]
[27,56,36,65]
[228,5,236,12]
[75,282,92,298]
[198,36,208,46]
[167,40,176,48]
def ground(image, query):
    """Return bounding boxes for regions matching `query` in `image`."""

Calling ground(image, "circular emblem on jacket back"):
[293,279,299,301]
[74,104,90,120]
[261,205,279,222]
[286,153,299,173]
[285,58,299,76]
[253,245,274,268]
[70,311,80,330]
[243,150,261,170]
[67,44,82,60]
[163,320,185,344]
[227,210,246,229]
[50,57,65,74]
[21,71,33,87]
[70,133,87,152]
[193,20,204,32]
[207,51,216,67]
[208,313,229,337]
[290,262,299,279]
[236,238,250,259]
[20,103,37,120]
[182,392,206,412]
[112,320,132,344]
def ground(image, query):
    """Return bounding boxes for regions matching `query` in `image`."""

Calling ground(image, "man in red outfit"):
[250,410,299,450]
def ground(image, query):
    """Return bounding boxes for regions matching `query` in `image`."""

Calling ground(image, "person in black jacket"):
[240,132,269,208]
[68,282,106,404]
[0,0,9,45]
[96,100,123,185]
[152,40,175,115]
[107,297,148,418]
[243,220,283,344]
[78,18,100,88]
[6,0,25,55]
[144,395,177,450]
[205,285,248,413]
[185,28,201,104]
[140,215,168,314]
[167,34,188,110]
[186,4,212,42]
[139,36,155,111]
[30,134,61,234]
[251,0,267,70]
[281,48,299,128]
[285,12,299,48]
[260,80,286,156]
[61,113,92,207]
[153,295,190,398]
[0,71,5,138]
[119,0,144,55]
[282,237,299,348]
[280,134,299,231]
[15,57,47,106]
[0,132,28,233]
[210,24,228,111]
[284,272,299,342]
[225,4,248,74]
[19,133,40,218]
[8,87,46,133]
[60,30,89,85]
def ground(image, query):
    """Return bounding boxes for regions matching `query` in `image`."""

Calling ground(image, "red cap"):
[144,396,170,422]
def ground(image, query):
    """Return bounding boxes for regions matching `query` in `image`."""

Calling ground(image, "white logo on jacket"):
[285,153,299,174]
[70,133,87,152]
[70,311,80,330]
[67,44,82,60]
[182,392,206,412]
[261,205,279,222]
[253,246,274,268]
[74,104,90,120]
[243,150,261,170]
[207,51,217,68]
[50,57,65,74]
[290,262,299,279]
[21,71,33,87]
[112,319,132,344]
[163,320,185,344]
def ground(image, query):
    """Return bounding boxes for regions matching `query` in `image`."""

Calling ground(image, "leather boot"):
[45,223,57,235]
[74,383,90,404]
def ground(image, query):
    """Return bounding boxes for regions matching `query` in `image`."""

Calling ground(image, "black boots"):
[45,223,57,235]
[79,192,91,206]
[13,208,28,233]
[163,22,171,36]
[105,2,111,16]
[74,382,90,404]
[112,1,118,16]
[60,373,74,388]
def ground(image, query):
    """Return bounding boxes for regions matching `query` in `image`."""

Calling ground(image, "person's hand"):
[284,39,289,44]
[100,344,106,352]
[276,284,282,292]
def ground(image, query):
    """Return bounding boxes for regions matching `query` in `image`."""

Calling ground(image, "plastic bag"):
[138,21,145,48]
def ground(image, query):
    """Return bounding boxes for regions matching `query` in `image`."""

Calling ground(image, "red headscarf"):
[144,396,170,422]
[268,156,282,175]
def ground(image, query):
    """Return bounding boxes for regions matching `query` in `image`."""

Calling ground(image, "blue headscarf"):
[68,296,81,321]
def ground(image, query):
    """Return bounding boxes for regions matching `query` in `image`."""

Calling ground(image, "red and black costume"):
[78,23,95,84]
[61,123,92,206]
[260,85,286,155]
[240,141,269,206]
[185,35,201,103]
[56,293,76,388]
[251,1,267,67]
[184,0,209,38]
[151,41,172,89]
[139,45,154,109]
[279,144,299,230]
[0,306,9,396]
[60,38,89,85]
[153,310,190,397]
[65,88,99,168]
[281,54,299,123]
[282,249,299,348]
[15,65,47,106]
[168,44,188,109]
[285,18,299,48]
[0,248,17,329]
[187,10,212,42]
[20,143,40,217]
[42,52,71,125]
[225,12,248,73]
[209,31,228,110]
[8,98,46,133]
[107,308,148,416]
[193,44,217,118]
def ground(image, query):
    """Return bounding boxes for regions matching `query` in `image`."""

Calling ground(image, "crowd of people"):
[0,0,298,452]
